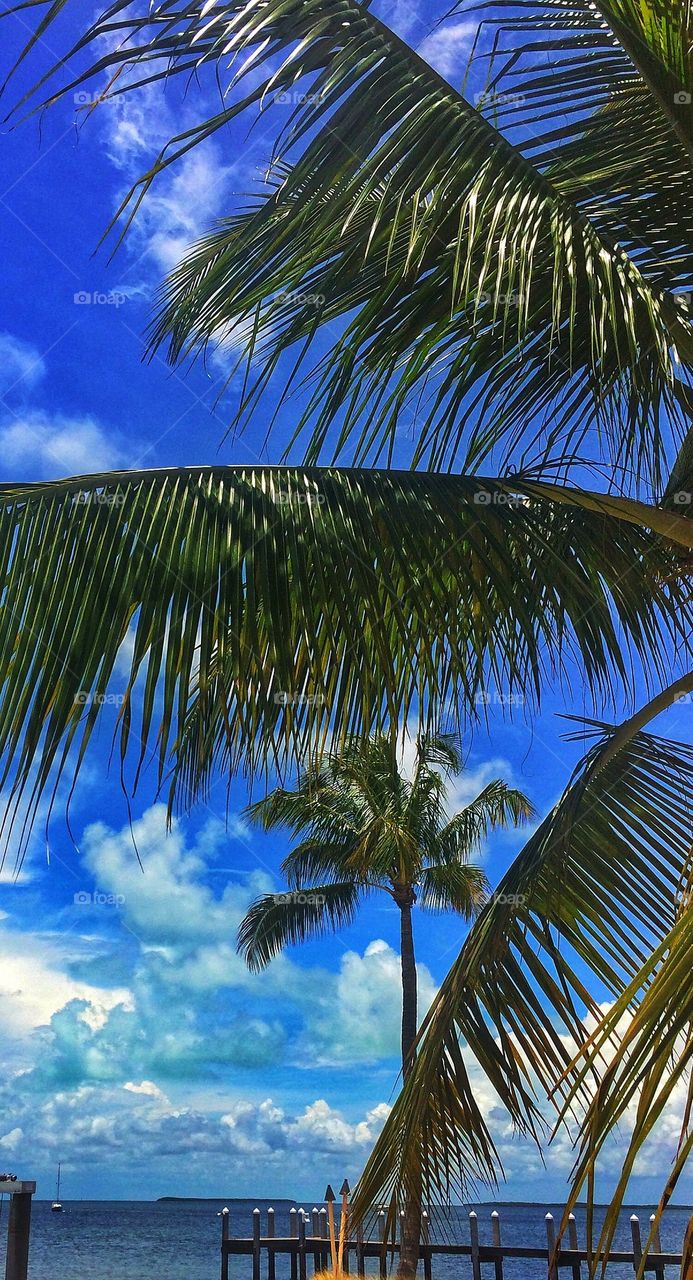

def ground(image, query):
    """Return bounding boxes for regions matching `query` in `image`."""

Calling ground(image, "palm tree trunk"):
[397,892,421,1279]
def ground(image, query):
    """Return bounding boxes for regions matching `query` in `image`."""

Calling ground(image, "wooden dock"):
[221,1204,689,1278]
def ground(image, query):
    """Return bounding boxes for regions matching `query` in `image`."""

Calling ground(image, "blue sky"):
[0,0,690,1207]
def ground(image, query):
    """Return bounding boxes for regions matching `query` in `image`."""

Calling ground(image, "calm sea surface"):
[1,1199,690,1279]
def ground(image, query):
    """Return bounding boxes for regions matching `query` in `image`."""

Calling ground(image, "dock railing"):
[221,1204,689,1279]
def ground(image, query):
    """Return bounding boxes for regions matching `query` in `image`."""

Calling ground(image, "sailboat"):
[51,1163,62,1212]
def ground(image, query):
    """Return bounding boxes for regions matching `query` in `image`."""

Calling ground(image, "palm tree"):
[238,732,534,1277]
[1,0,693,1263]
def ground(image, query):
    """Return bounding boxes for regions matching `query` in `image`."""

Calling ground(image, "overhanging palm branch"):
[3,0,693,481]
[0,466,688,869]
[349,722,693,1249]
[559,902,693,1278]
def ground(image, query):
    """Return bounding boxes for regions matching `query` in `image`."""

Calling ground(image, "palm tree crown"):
[238,733,533,987]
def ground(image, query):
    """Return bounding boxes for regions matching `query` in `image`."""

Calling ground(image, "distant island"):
[156,1197,297,1204]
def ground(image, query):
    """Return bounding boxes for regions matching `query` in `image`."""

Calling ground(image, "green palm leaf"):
[0,467,686,866]
[3,0,693,481]
[237,880,361,971]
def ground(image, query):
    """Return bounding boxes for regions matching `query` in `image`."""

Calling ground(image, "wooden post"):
[630,1215,642,1275]
[320,1207,330,1271]
[312,1208,321,1272]
[290,1208,298,1280]
[298,1209,307,1280]
[353,1213,363,1274]
[649,1213,665,1280]
[567,1212,581,1280]
[470,1211,481,1280]
[5,1192,32,1280]
[491,1210,503,1280]
[267,1207,276,1280]
[422,1210,432,1280]
[339,1181,350,1277]
[545,1213,558,1280]
[378,1209,386,1279]
[252,1208,261,1280]
[220,1207,230,1280]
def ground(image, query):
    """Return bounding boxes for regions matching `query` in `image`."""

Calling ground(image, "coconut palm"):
[1,0,693,1267]
[238,732,534,1276]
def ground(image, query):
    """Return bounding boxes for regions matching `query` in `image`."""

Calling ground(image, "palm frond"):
[350,721,693,1224]
[417,862,489,916]
[461,0,693,290]
[558,899,693,1274]
[280,841,362,889]
[437,781,536,859]
[237,880,361,971]
[0,467,686,865]
[3,1,693,481]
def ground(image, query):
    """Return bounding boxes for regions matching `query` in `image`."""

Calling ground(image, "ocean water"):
[0,1198,689,1279]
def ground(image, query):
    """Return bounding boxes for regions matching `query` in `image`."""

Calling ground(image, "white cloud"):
[0,411,130,479]
[307,938,438,1064]
[0,332,46,397]
[417,22,478,80]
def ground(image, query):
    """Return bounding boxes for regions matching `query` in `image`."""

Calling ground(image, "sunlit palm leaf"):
[464,0,693,290]
[0,466,685,868]
[350,723,693,1232]
[3,0,693,481]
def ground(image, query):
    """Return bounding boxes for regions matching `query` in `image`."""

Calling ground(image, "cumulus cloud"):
[308,939,438,1064]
